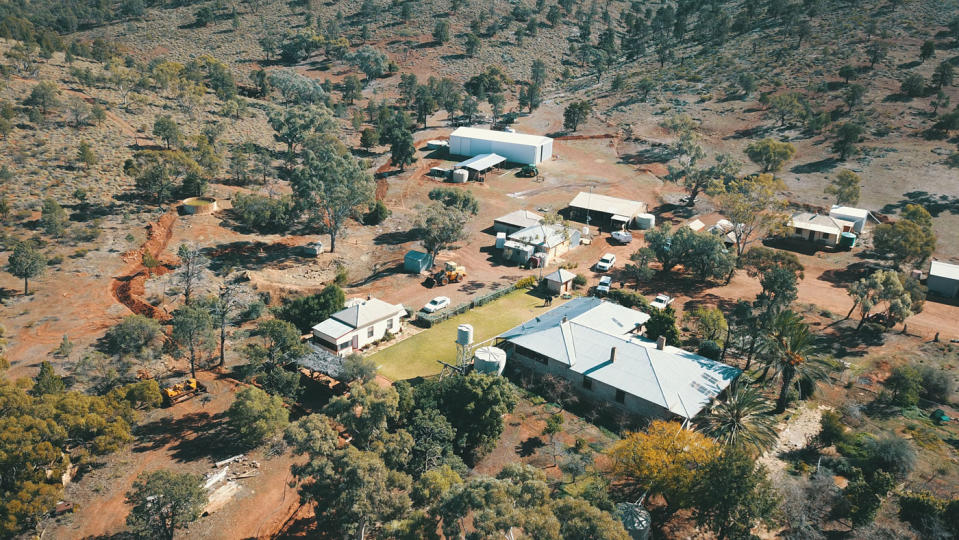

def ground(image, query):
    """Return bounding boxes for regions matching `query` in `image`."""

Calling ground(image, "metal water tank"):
[452,169,469,183]
[473,346,506,375]
[634,213,656,230]
[456,324,474,346]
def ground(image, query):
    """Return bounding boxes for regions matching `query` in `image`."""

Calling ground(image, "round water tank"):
[452,169,469,183]
[473,346,506,375]
[456,324,474,346]
[634,213,656,230]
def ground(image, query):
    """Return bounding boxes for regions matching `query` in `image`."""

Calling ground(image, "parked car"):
[595,253,616,272]
[423,296,451,313]
[650,294,674,310]
[596,276,612,295]
[611,230,633,244]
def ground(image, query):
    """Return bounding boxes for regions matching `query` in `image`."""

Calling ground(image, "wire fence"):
[415,284,517,328]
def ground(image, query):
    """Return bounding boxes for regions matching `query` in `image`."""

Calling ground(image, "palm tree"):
[763,311,832,413]
[698,382,778,454]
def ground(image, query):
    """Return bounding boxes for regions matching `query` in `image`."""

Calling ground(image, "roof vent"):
[609,347,617,363]
[656,336,666,350]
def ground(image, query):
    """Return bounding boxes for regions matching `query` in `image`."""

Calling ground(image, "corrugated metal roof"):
[498,298,739,418]
[509,224,570,249]
[543,268,576,283]
[568,192,647,217]
[930,260,959,281]
[789,212,853,235]
[450,127,551,146]
[330,298,404,328]
[494,210,543,228]
[312,318,353,339]
[829,205,870,219]
[455,153,506,171]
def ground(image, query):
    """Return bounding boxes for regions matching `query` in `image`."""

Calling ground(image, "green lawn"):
[371,289,568,381]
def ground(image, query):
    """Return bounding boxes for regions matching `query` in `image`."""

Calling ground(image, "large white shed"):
[449,127,553,165]
[928,260,959,298]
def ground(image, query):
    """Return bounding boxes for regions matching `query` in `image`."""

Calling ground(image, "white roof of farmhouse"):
[498,298,740,418]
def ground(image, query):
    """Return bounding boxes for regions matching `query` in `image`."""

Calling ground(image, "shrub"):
[605,289,650,310]
[364,200,390,225]
[862,434,916,479]
[816,410,848,448]
[515,276,537,289]
[883,365,921,407]
[572,274,587,289]
[697,340,721,360]
[918,365,953,404]
[231,192,296,233]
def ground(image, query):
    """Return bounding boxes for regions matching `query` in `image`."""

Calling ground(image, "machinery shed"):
[449,127,553,165]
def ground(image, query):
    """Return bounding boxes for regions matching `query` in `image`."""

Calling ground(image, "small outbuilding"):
[787,212,855,246]
[508,223,581,265]
[829,205,878,234]
[449,127,553,165]
[567,192,648,231]
[454,153,506,181]
[928,260,959,298]
[404,250,432,273]
[493,209,543,234]
[543,268,577,294]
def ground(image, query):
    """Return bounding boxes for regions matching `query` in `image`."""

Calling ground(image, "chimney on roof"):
[562,315,568,323]
[656,336,666,350]
[367,294,372,301]
[609,347,617,363]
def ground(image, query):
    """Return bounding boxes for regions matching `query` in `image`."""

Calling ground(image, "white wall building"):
[311,297,406,356]
[829,205,877,234]
[928,260,959,298]
[449,127,553,165]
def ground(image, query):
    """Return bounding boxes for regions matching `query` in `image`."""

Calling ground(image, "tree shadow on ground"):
[517,436,545,457]
[818,261,886,288]
[791,158,839,174]
[204,241,307,272]
[826,320,885,356]
[373,229,418,245]
[879,190,959,216]
[618,147,671,164]
[348,262,404,288]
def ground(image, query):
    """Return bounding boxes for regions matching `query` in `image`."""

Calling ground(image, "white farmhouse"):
[496,298,740,420]
[449,127,553,165]
[311,297,406,356]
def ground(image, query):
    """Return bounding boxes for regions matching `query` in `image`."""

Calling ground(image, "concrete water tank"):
[452,169,469,183]
[473,346,506,376]
[634,213,655,230]
[456,324,474,346]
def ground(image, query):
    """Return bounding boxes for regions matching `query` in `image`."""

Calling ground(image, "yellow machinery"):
[431,261,466,286]
[161,378,202,406]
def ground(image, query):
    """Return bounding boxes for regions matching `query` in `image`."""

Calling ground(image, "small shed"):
[404,250,432,274]
[543,268,576,294]
[928,260,959,298]
[829,205,877,234]
[567,192,647,231]
[454,153,506,181]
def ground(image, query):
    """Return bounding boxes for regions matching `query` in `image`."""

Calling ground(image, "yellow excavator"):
[161,378,205,407]
[430,261,467,286]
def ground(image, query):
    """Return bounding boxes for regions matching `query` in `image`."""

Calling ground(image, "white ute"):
[423,296,450,313]
[595,253,616,272]
[650,294,674,310]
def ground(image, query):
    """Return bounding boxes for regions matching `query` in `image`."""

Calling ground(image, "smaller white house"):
[788,212,855,246]
[928,260,959,298]
[829,206,878,234]
[311,297,406,356]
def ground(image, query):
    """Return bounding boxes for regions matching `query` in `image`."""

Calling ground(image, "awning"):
[455,153,506,171]
[611,214,629,222]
